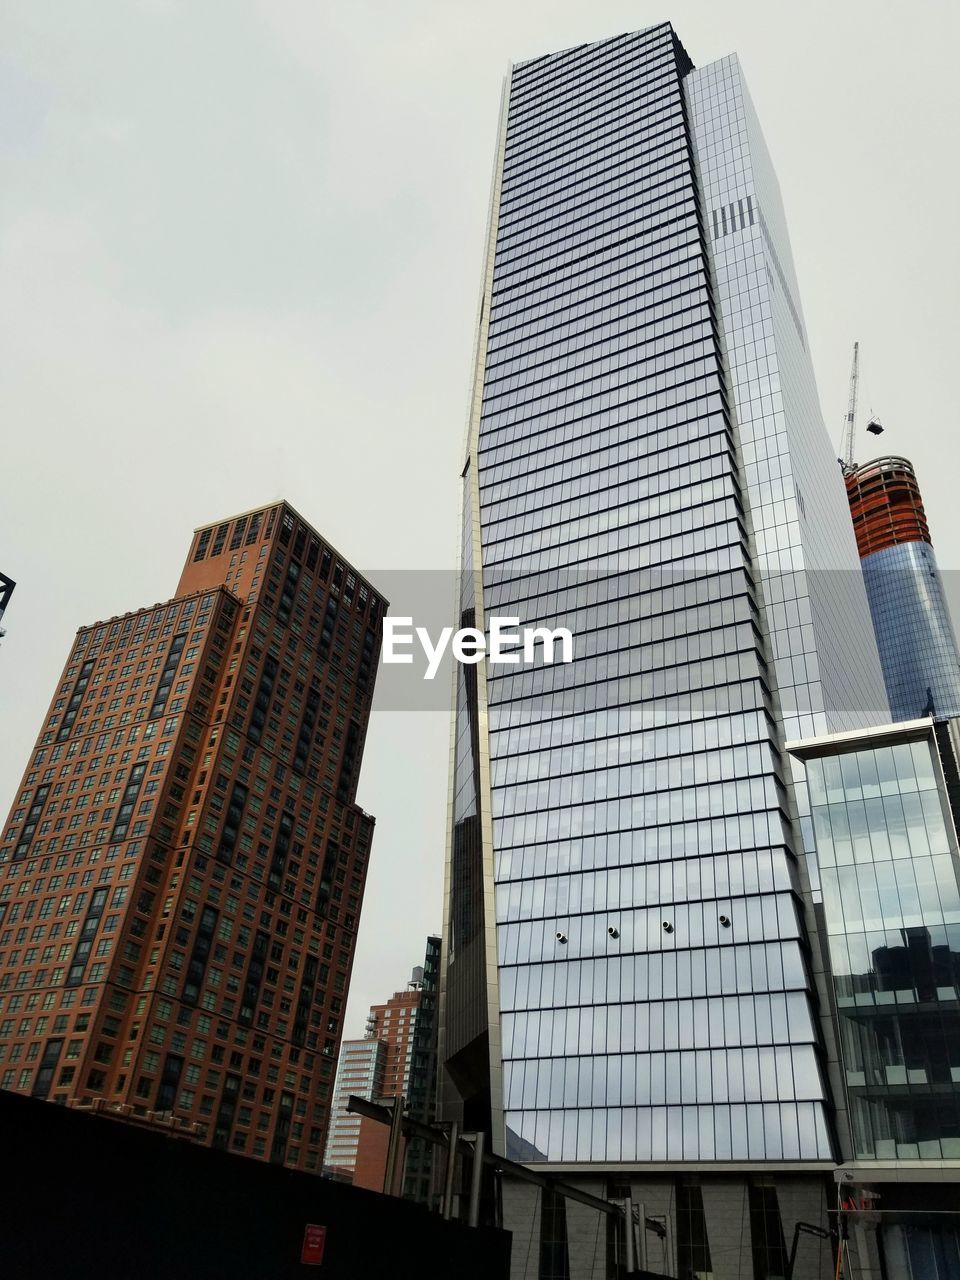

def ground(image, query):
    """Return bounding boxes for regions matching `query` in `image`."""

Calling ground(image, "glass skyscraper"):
[439,23,889,1276]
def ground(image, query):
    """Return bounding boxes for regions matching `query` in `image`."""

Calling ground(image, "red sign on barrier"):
[301,1224,327,1265]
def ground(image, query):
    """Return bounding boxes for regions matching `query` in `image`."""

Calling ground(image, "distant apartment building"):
[324,959,434,1188]
[0,502,385,1174]
[323,1035,386,1180]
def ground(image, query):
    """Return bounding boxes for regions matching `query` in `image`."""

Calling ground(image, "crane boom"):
[842,341,860,471]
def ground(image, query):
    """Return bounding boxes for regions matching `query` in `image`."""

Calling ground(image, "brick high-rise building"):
[352,967,428,1191]
[0,502,385,1174]
[364,966,424,1100]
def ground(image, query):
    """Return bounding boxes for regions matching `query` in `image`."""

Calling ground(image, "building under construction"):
[840,345,960,721]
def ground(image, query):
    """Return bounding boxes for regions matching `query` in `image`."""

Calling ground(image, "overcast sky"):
[2,0,958,1037]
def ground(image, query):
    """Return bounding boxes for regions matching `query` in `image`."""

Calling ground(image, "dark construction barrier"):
[0,1090,510,1279]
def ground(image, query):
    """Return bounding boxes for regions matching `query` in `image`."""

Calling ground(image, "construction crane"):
[838,341,884,474]
[839,342,860,472]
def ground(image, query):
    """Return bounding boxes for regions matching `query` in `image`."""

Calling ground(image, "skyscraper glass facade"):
[685,57,887,743]
[791,722,960,1161]
[862,539,960,722]
[439,21,892,1182]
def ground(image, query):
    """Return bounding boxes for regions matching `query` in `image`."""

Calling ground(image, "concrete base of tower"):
[500,1170,836,1280]
[499,1166,960,1279]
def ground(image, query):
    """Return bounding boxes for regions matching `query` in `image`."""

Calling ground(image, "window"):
[749,1183,788,1280]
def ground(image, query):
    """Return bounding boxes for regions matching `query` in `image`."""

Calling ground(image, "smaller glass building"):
[789,720,960,1161]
